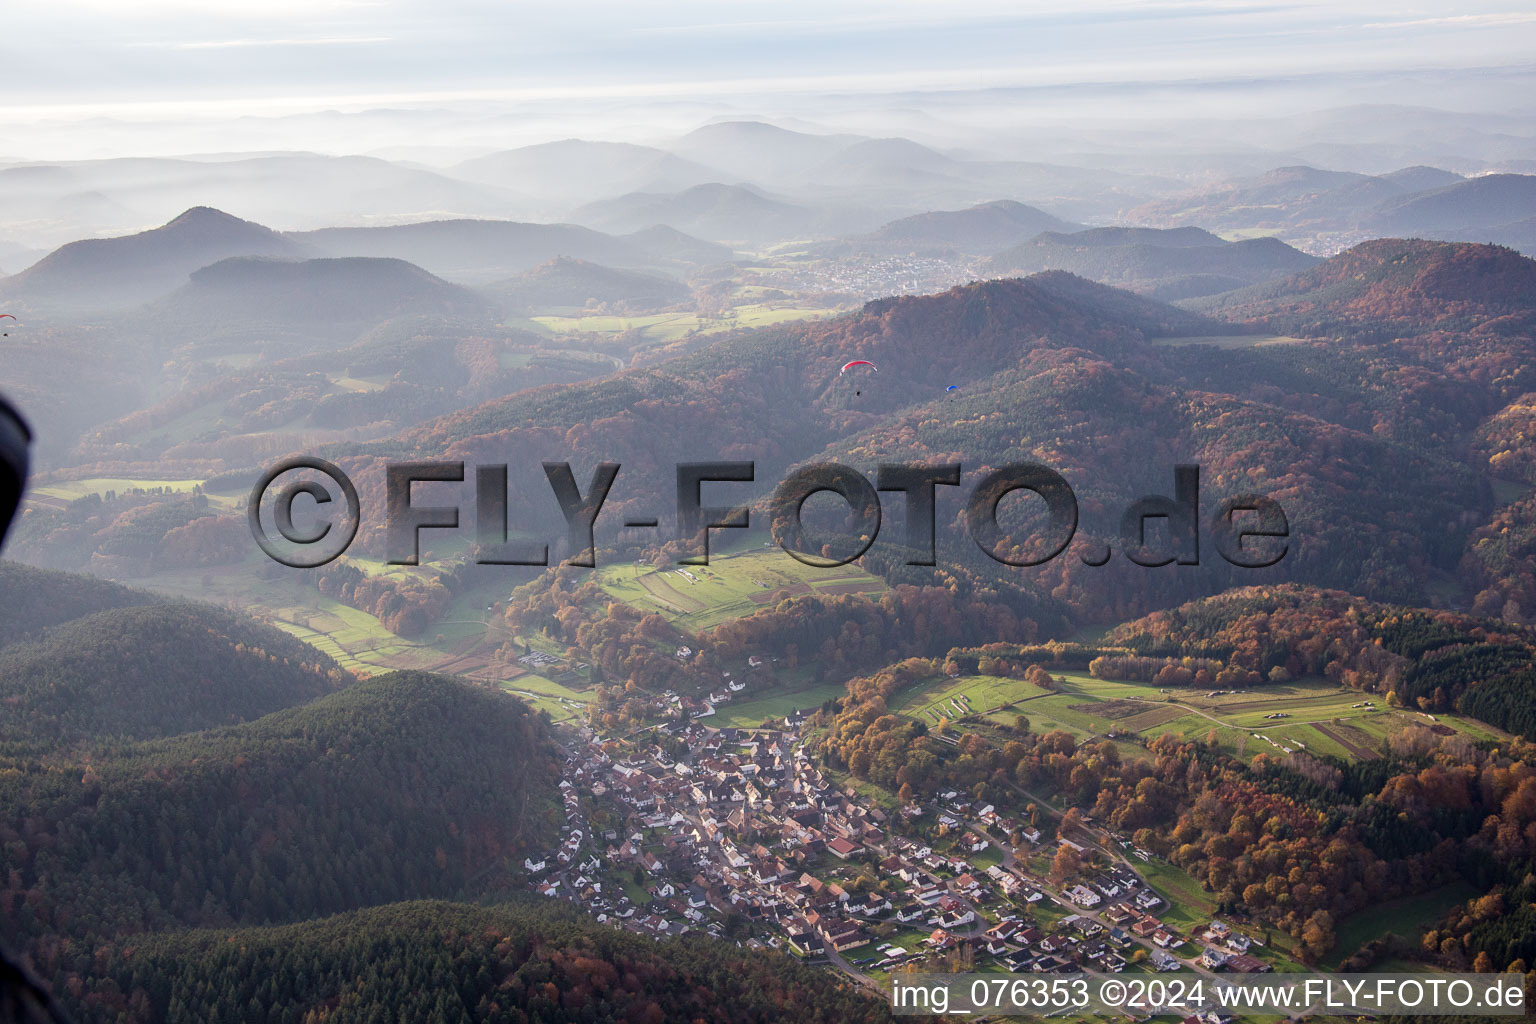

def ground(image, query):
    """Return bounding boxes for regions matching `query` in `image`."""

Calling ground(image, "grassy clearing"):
[710,681,849,728]
[31,476,218,502]
[890,674,1051,721]
[595,548,885,631]
[530,304,841,346]
[1326,882,1478,969]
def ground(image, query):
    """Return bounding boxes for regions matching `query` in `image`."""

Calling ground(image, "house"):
[938,908,975,929]
[1066,884,1102,907]
[821,921,870,952]
[827,836,861,860]
[1200,947,1229,969]
[785,918,824,954]
[1225,954,1272,974]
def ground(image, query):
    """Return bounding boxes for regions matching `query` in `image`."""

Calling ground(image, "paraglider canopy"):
[0,313,12,337]
[839,360,877,374]
[945,384,958,391]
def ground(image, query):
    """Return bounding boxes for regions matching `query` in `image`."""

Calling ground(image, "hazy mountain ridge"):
[485,256,691,313]
[986,227,1321,300]
[0,206,309,312]
[290,216,716,284]
[838,199,1084,255]
[148,255,495,337]
[569,182,876,244]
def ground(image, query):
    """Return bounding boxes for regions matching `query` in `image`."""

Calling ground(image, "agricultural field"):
[595,548,885,630]
[29,475,237,509]
[890,673,1052,723]
[884,668,1508,766]
[709,680,849,729]
[528,303,841,347]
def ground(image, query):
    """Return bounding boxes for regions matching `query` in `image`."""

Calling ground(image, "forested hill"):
[68,899,892,1024]
[0,559,152,647]
[0,601,347,747]
[1103,584,1536,740]
[0,672,562,973]
[1195,238,1536,332]
[313,244,1536,625]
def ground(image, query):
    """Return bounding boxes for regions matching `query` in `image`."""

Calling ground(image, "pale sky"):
[3,0,1534,156]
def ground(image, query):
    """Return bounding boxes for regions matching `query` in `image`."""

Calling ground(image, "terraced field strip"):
[1118,704,1192,732]
[636,571,707,613]
[1313,723,1380,760]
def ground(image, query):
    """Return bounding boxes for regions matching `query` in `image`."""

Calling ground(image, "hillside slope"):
[0,207,308,312]
[0,672,561,962]
[70,899,892,1024]
[0,602,344,746]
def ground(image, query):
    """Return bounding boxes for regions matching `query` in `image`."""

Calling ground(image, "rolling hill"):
[485,256,691,313]
[986,226,1320,300]
[1363,173,1536,246]
[0,559,153,647]
[1195,237,1536,329]
[0,671,560,959]
[1124,165,1400,231]
[668,121,862,187]
[0,601,344,746]
[149,255,494,331]
[68,899,893,1024]
[0,206,309,312]
[450,138,725,203]
[845,199,1084,255]
[569,182,836,244]
[287,217,674,284]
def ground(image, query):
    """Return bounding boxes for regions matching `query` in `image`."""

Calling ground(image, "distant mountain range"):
[1127,165,1536,255]
[450,139,725,205]
[832,199,1083,256]
[569,182,877,244]
[485,256,690,313]
[290,216,723,283]
[0,206,729,314]
[987,226,1320,300]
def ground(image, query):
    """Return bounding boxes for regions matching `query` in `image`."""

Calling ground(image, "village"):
[521,709,1279,1017]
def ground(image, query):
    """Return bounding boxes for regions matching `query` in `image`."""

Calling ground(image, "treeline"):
[314,558,465,636]
[503,569,1041,697]
[1086,654,1245,687]
[1105,585,1536,738]
[66,899,893,1024]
